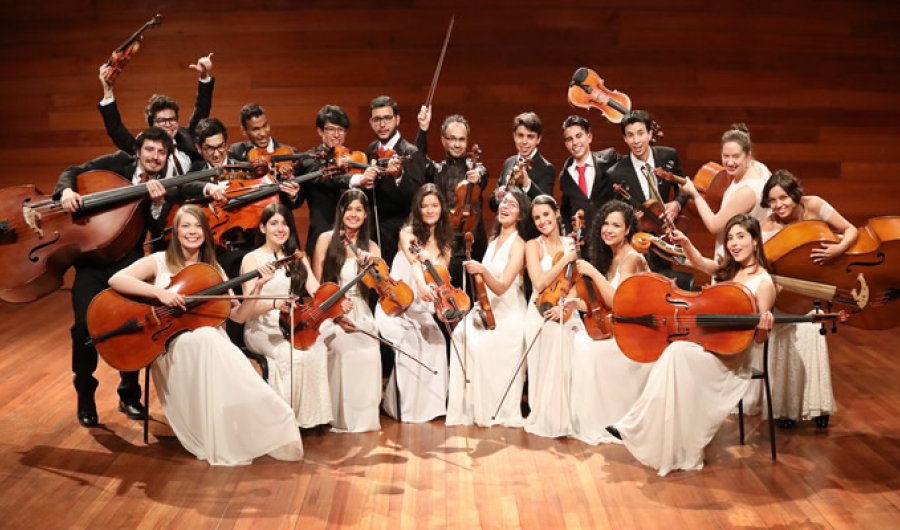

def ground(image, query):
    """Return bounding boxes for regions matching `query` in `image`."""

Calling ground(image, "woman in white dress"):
[241,204,338,429]
[760,170,857,428]
[376,183,452,423]
[608,214,776,476]
[108,205,304,466]
[312,189,382,433]
[447,187,530,427]
[522,195,584,438]
[570,200,653,445]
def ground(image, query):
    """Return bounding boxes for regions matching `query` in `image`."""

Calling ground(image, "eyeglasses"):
[202,143,227,155]
[443,136,467,144]
[323,125,346,135]
[499,197,520,209]
[370,115,395,125]
[155,116,178,126]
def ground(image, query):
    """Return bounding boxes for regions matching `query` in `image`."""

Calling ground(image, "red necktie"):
[576,164,588,196]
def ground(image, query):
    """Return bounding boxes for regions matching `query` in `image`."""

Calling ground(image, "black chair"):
[737,339,776,459]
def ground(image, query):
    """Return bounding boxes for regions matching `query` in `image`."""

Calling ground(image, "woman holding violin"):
[375,184,453,423]
[107,205,303,465]
[446,188,531,427]
[569,200,653,445]
[311,190,382,433]
[760,170,855,428]
[608,214,775,477]
[240,204,339,429]
[522,195,584,438]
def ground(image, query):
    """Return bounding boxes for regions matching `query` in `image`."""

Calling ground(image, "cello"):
[611,273,847,363]
[87,252,301,372]
[465,231,495,330]
[103,14,163,86]
[341,233,413,317]
[764,217,900,330]
[448,144,484,234]
[0,167,220,303]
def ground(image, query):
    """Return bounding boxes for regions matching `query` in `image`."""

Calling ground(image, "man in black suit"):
[55,127,174,427]
[98,53,215,178]
[558,115,620,254]
[359,95,428,266]
[489,112,556,212]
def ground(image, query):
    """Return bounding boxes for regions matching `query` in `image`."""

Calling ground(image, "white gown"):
[148,253,303,465]
[375,251,449,423]
[714,164,770,259]
[447,233,527,427]
[570,251,654,445]
[319,257,382,433]
[614,272,771,476]
[524,237,583,438]
[244,249,333,428]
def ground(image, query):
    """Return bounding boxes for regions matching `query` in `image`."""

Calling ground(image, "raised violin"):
[87,252,301,371]
[341,233,413,317]
[409,241,470,322]
[465,232,495,330]
[0,167,220,303]
[567,67,664,138]
[103,14,163,86]
[279,265,371,350]
[611,273,848,363]
[448,144,483,234]
[655,162,731,214]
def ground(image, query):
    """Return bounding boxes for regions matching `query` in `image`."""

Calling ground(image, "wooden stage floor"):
[2,290,900,529]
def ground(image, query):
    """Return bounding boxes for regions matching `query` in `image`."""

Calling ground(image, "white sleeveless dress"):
[523,237,584,438]
[375,251,449,423]
[318,257,382,433]
[447,232,527,427]
[243,249,333,428]
[614,271,771,476]
[570,251,654,445]
[148,253,303,465]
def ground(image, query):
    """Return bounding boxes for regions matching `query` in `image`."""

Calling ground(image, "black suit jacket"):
[98,78,214,162]
[606,145,687,209]
[558,148,621,239]
[227,139,304,210]
[489,151,556,212]
[296,145,354,255]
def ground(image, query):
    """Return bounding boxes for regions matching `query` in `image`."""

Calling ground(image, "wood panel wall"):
[3,0,900,252]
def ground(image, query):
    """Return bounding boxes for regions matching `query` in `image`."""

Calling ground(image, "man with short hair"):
[489,112,556,212]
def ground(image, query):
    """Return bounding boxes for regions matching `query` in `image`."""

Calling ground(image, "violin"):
[87,252,301,372]
[103,14,163,86]
[0,167,220,303]
[630,232,689,267]
[448,144,483,234]
[331,146,371,175]
[611,272,848,363]
[504,156,533,191]
[279,266,371,349]
[409,241,470,322]
[655,162,731,214]
[465,232,495,330]
[247,146,319,178]
[567,67,664,138]
[535,215,581,322]
[571,211,613,339]
[764,217,900,330]
[341,233,413,317]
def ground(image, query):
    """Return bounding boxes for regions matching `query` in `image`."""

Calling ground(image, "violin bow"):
[490,317,550,420]
[425,15,455,108]
[339,317,437,374]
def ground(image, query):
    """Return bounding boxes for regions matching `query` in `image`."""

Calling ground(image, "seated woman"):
[609,214,775,476]
[447,187,530,427]
[760,169,858,428]
[108,205,303,466]
[570,200,654,445]
[312,189,382,433]
[241,204,337,429]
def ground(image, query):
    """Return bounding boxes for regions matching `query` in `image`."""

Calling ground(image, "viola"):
[87,252,301,371]
[567,67,664,138]
[535,215,582,323]
[103,14,163,86]
[465,231,495,330]
[448,144,483,234]
[279,266,371,350]
[0,167,220,304]
[341,233,413,317]
[764,217,900,330]
[409,241,470,322]
[611,273,848,363]
[655,162,731,214]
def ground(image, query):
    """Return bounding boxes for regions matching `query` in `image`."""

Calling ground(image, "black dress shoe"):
[777,418,797,429]
[815,415,830,429]
[606,425,622,440]
[118,400,147,420]
[78,407,98,427]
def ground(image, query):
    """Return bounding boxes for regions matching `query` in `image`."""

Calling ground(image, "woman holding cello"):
[608,214,775,476]
[311,189,382,433]
[375,184,453,423]
[522,195,584,438]
[569,200,653,445]
[760,170,856,428]
[240,204,339,429]
[107,205,303,465]
[446,187,530,427]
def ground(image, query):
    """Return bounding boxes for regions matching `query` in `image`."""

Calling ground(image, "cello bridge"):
[851,273,870,309]
[23,206,43,237]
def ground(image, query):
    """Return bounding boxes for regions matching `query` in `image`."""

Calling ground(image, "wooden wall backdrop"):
[3,0,900,258]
